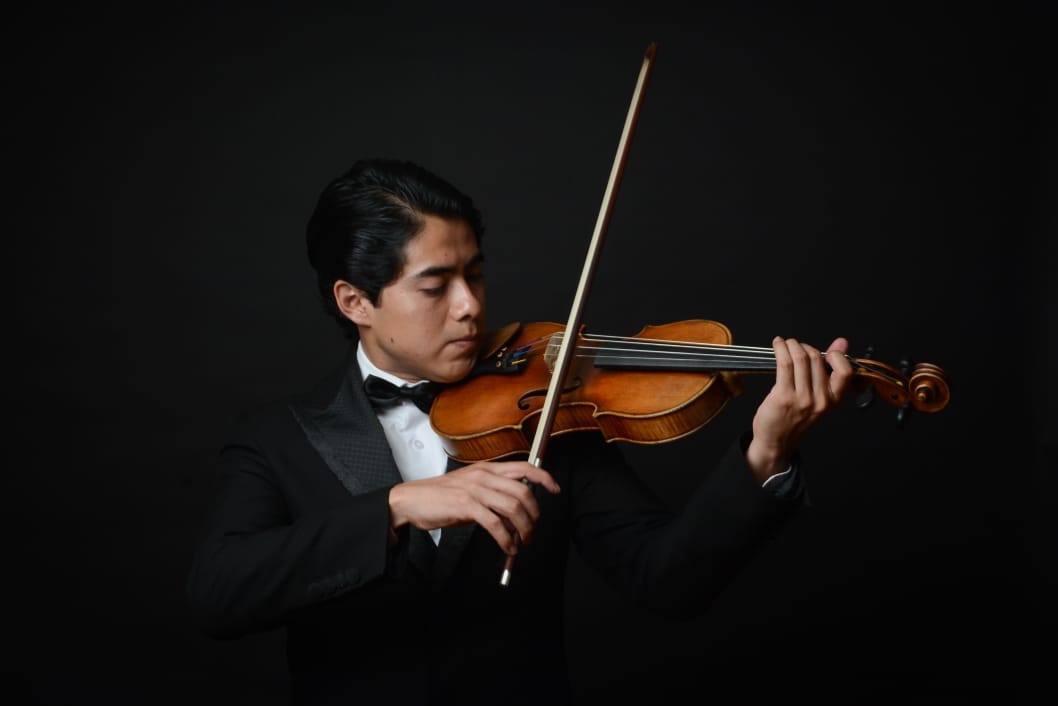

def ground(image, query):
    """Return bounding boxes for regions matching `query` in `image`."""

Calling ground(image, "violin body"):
[430,320,742,463]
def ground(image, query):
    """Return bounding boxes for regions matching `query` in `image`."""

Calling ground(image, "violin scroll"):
[908,362,951,413]
[849,355,951,418]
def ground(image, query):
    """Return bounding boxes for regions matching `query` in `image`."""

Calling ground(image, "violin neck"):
[587,338,781,374]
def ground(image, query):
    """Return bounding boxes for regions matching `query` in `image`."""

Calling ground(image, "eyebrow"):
[410,252,485,280]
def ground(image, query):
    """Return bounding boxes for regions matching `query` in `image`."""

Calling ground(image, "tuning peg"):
[854,345,877,409]
[895,355,914,429]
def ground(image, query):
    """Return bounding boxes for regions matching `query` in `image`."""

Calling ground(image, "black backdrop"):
[7,2,1056,705]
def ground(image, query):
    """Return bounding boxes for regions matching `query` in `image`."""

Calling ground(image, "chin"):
[434,358,477,385]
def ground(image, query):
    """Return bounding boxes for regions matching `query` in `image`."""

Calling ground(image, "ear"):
[333,280,373,326]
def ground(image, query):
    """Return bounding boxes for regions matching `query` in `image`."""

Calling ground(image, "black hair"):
[305,158,485,338]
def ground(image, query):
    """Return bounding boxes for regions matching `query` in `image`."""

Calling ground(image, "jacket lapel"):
[290,349,478,585]
[289,353,402,496]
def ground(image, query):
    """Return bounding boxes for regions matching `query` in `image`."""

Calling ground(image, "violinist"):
[186,157,854,706]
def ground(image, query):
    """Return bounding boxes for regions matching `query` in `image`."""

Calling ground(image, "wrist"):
[745,439,789,485]
[387,483,410,531]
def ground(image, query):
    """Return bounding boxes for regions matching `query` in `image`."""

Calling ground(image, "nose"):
[451,278,483,320]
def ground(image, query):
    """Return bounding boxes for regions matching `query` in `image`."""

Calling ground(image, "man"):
[187,158,852,705]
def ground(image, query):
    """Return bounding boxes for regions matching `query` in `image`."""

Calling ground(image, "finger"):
[486,461,561,494]
[773,335,793,389]
[473,507,520,555]
[824,337,854,400]
[807,342,833,410]
[486,499,537,550]
[825,336,850,357]
[786,338,812,397]
[465,478,541,542]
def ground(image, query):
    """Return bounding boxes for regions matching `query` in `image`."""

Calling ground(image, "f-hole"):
[518,378,583,410]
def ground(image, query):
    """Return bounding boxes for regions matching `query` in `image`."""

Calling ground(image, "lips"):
[449,335,478,347]
[447,331,482,356]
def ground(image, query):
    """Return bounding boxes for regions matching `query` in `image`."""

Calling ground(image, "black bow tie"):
[363,375,441,414]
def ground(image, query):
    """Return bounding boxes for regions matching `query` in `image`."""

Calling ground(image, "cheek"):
[397,303,445,341]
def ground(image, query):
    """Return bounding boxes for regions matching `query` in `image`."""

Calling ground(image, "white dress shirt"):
[357,343,448,544]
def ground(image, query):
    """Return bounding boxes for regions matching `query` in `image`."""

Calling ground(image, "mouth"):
[448,334,479,349]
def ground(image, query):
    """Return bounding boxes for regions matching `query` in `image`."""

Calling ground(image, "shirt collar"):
[356,341,429,389]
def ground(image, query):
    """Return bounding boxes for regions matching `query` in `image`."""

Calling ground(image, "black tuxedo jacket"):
[187,347,801,705]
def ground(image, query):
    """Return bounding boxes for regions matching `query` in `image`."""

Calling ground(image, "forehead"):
[400,215,480,271]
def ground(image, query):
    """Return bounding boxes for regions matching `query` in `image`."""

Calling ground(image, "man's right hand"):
[387,461,561,555]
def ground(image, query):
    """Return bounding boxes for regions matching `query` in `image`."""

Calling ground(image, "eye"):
[418,283,444,298]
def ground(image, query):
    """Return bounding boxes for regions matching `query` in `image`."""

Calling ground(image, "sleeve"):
[570,431,804,620]
[761,463,803,500]
[185,412,400,640]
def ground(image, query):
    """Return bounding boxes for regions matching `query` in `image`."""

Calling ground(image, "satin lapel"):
[289,356,440,578]
[289,356,401,498]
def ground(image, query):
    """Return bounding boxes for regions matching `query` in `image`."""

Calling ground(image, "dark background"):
[7,1,1055,704]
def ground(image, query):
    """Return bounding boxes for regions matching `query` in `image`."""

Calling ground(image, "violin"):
[441,43,949,586]
[429,319,951,463]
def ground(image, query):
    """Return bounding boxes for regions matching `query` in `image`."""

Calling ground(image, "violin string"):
[586,333,776,354]
[505,333,909,391]
[514,334,779,366]
[515,334,777,358]
[512,333,863,373]
[584,336,777,366]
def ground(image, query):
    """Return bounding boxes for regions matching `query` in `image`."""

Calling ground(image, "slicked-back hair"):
[305,158,485,339]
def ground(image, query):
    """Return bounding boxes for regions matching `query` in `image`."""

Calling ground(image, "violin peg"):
[855,386,876,409]
[895,403,912,429]
[898,354,913,376]
[854,345,877,409]
[894,355,914,429]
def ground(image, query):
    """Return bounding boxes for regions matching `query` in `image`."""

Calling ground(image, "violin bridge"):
[543,332,564,373]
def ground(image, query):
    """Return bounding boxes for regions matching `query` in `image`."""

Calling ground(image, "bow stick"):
[500,42,658,586]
